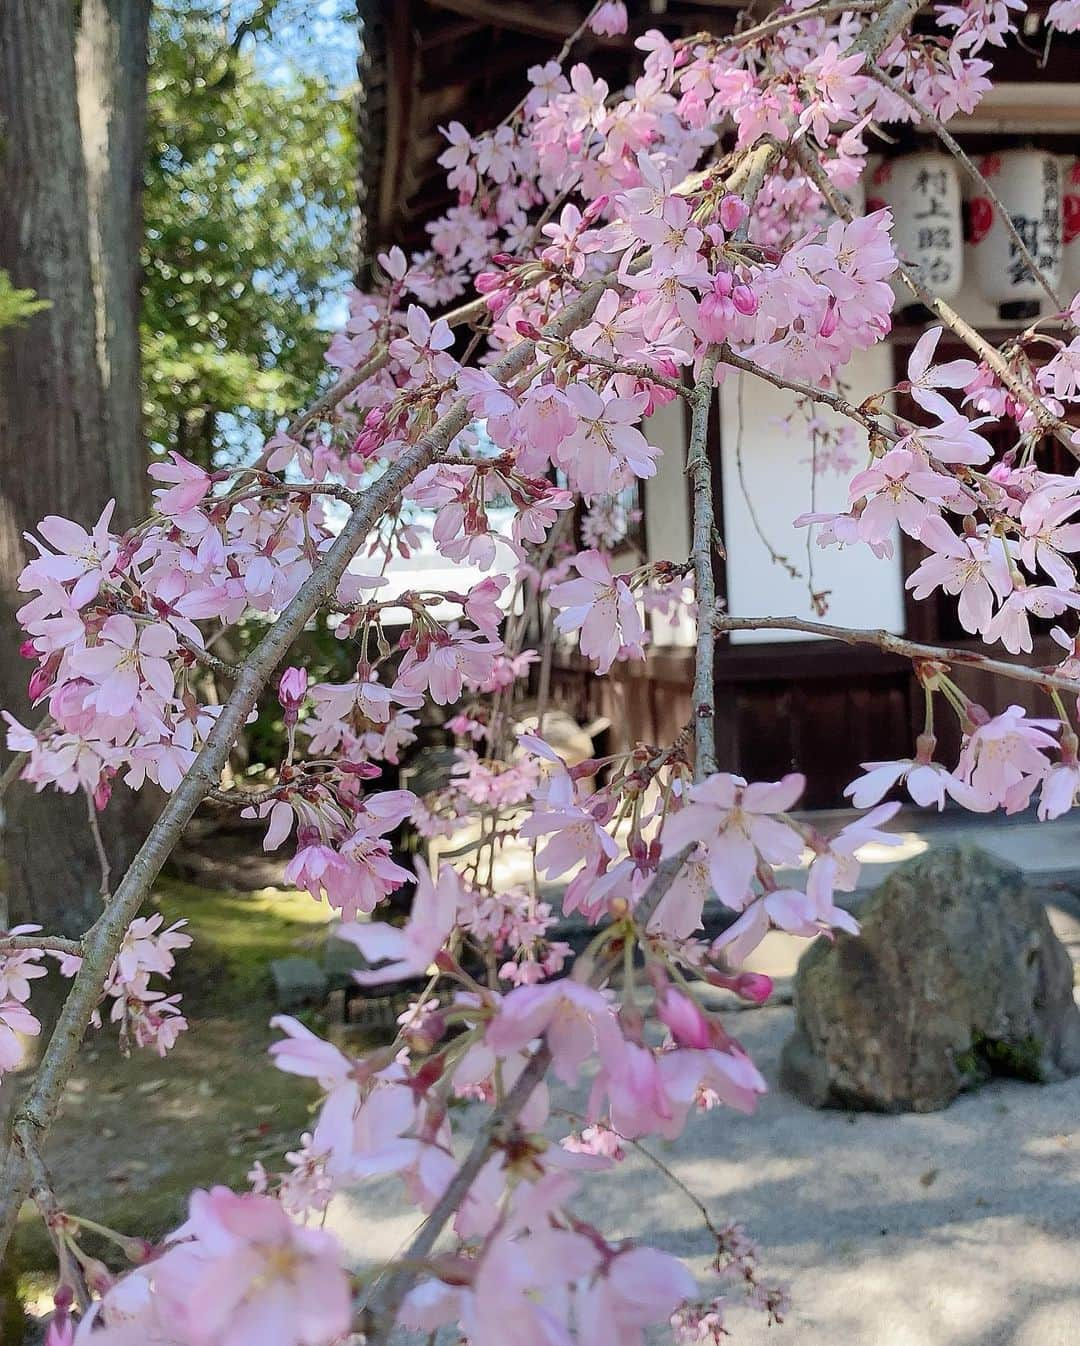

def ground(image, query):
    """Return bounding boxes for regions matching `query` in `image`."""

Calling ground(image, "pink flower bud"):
[277,666,308,716]
[818,299,839,338]
[732,283,759,317]
[81,1256,114,1296]
[732,972,773,1004]
[515,318,542,340]
[338,760,383,778]
[45,1311,74,1346]
[704,968,773,1003]
[656,987,712,1049]
[93,772,113,812]
[27,652,61,702]
[719,194,749,233]
[698,289,735,343]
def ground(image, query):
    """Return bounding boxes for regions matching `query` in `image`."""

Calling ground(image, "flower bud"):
[731,972,773,1004]
[656,986,712,1048]
[277,666,308,722]
[719,194,749,234]
[45,1311,74,1346]
[732,283,759,317]
[817,299,839,338]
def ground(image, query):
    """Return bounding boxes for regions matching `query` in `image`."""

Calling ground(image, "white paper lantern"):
[967,149,1063,319]
[1062,156,1080,302]
[870,152,963,301]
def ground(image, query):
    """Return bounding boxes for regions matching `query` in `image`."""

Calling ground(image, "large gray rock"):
[781,846,1080,1112]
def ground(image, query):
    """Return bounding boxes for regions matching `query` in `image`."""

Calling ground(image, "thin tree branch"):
[688,350,722,778]
[719,344,893,439]
[85,791,111,900]
[848,0,927,53]
[0,934,82,957]
[714,612,1080,694]
[716,0,881,51]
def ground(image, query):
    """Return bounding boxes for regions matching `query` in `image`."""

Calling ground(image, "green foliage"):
[143,2,355,465]
[0,270,48,332]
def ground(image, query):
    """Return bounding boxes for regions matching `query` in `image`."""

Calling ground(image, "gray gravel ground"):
[328,1003,1080,1346]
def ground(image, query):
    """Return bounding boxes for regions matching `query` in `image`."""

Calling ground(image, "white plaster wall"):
[718,344,907,644]
[643,395,696,647]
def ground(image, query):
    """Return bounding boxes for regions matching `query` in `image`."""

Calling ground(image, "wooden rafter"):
[424,0,584,40]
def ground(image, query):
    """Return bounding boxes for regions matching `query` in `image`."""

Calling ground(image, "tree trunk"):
[0,0,150,937]
[76,0,151,525]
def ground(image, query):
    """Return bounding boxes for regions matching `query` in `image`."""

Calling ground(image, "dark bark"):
[0,0,150,937]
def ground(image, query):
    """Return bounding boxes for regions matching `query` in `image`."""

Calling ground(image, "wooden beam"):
[377,0,419,240]
[424,0,583,40]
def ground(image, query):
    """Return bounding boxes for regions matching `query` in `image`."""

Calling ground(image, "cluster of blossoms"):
[0,914,189,1075]
[8,0,1080,1342]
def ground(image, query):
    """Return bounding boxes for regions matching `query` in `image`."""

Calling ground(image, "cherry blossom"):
[334,859,462,984]
[660,773,805,907]
[549,550,646,674]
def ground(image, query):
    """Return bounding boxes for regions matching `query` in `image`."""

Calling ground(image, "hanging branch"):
[688,350,722,778]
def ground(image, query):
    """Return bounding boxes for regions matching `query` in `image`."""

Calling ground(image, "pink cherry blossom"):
[147,453,213,517]
[549,549,646,674]
[71,614,177,718]
[335,859,462,984]
[485,979,620,1083]
[951,706,1059,813]
[660,772,805,907]
[20,500,119,610]
[0,999,39,1074]
[590,1,628,36]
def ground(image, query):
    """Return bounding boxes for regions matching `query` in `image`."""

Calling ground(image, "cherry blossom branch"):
[552,346,692,399]
[0,713,52,803]
[792,141,1080,458]
[14,1120,91,1310]
[719,344,894,438]
[0,934,82,956]
[499,1,609,130]
[85,791,112,900]
[177,635,239,679]
[720,0,881,49]
[364,846,694,1340]
[848,0,927,53]
[254,293,489,467]
[869,66,1070,318]
[714,612,1080,694]
[0,277,612,1263]
[689,349,722,777]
